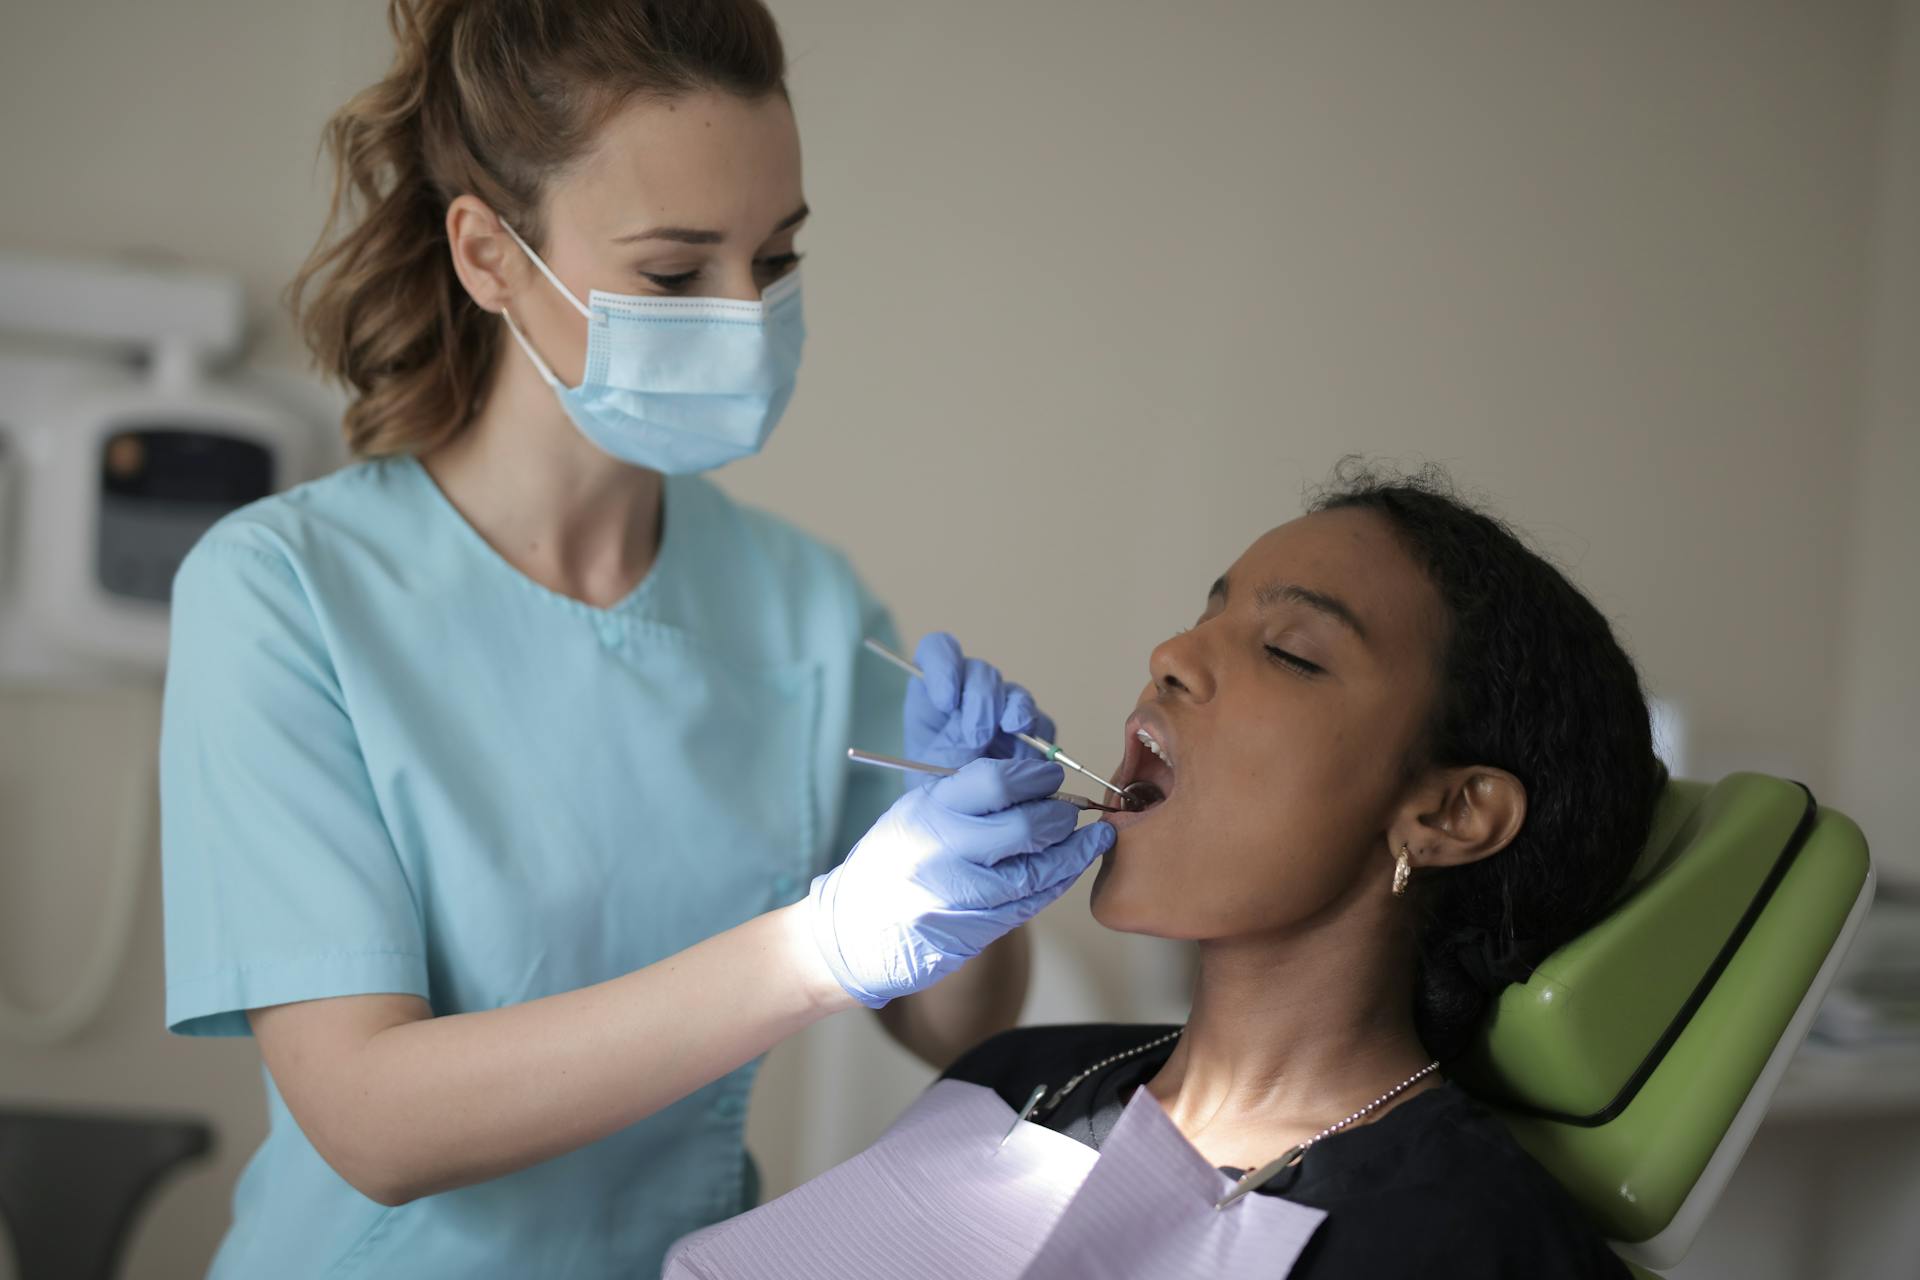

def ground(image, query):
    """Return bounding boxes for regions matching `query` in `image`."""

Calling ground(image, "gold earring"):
[1392,845,1411,897]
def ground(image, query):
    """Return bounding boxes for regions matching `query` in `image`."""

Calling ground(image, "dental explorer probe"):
[860,638,1147,808]
[846,749,1128,813]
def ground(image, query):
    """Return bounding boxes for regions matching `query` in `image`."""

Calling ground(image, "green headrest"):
[1451,772,1870,1246]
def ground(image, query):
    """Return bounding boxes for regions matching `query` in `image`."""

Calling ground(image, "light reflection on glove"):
[903,632,1057,776]
[808,757,1115,1007]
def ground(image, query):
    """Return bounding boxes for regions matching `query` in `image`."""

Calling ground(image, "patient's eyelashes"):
[1266,645,1323,677]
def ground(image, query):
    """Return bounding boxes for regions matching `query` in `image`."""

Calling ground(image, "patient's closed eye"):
[1266,645,1323,676]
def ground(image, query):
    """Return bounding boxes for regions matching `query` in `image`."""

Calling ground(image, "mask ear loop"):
[500,309,566,390]
[499,220,592,318]
[497,218,591,390]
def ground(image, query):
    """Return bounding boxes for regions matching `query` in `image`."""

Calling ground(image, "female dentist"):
[157,1,1113,1276]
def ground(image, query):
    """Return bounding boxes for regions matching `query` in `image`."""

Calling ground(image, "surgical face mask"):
[498,221,805,475]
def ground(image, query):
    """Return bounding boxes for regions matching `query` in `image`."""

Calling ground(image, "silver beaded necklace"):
[1030,1027,1442,1210]
[1216,1057,1443,1209]
[1033,1026,1185,1119]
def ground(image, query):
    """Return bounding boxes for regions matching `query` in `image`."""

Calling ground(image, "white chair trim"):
[1618,860,1878,1269]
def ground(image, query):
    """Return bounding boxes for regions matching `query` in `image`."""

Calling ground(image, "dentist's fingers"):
[999,687,1057,761]
[912,632,966,713]
[955,658,1006,749]
[926,758,1067,819]
[998,822,1115,902]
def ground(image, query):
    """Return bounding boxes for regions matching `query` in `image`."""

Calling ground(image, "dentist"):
[157,1,1111,1276]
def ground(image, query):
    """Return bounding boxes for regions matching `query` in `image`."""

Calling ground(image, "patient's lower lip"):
[1105,787,1167,830]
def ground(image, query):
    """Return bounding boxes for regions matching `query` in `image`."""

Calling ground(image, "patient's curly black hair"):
[1310,459,1666,1059]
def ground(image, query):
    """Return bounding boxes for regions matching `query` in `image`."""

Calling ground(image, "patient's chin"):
[1087,858,1127,926]
[1087,855,1167,936]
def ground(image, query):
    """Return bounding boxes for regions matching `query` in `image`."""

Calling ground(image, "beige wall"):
[1,2,1913,1277]
[1834,0,1920,889]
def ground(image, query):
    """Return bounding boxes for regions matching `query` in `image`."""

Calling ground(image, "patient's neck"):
[1142,916,1438,1166]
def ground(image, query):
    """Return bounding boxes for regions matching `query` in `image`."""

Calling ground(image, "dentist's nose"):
[705,259,767,302]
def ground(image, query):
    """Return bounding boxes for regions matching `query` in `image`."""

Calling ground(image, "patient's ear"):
[1393,767,1527,873]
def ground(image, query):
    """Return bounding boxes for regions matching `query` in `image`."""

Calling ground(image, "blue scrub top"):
[160,456,905,1278]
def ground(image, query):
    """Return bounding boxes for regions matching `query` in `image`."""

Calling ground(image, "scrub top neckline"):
[401,453,678,620]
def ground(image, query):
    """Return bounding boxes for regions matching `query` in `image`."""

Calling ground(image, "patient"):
[944,461,1660,1277]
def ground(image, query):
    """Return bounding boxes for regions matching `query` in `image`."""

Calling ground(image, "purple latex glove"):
[808,758,1115,1007]
[903,632,1058,776]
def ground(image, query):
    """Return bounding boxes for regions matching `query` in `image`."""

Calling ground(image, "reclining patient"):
[941,464,1659,1276]
[678,464,1661,1278]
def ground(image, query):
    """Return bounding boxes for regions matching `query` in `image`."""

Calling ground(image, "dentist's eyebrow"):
[1211,574,1369,640]
[614,204,809,246]
[768,204,810,234]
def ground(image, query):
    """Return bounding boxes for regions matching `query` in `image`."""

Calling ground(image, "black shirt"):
[943,1024,1630,1279]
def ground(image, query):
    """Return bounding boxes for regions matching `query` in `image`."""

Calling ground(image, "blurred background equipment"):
[0,251,328,1277]
[0,1107,212,1280]
[1806,888,1920,1055]
[0,252,319,681]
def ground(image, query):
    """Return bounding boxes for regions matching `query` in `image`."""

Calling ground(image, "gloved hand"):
[903,632,1058,774]
[808,757,1116,1007]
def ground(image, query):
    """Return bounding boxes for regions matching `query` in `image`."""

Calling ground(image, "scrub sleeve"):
[163,537,428,1034]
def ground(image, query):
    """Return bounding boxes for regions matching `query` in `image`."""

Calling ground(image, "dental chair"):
[0,1106,212,1280]
[1450,772,1875,1276]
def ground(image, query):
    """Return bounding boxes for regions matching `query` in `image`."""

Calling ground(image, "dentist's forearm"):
[249,902,855,1206]
[876,925,1031,1069]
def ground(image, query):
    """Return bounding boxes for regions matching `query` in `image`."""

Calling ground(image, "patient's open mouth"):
[1109,713,1177,822]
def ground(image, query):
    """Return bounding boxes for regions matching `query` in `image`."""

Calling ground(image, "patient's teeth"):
[1134,726,1176,768]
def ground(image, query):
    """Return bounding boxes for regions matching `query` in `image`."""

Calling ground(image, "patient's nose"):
[1149,631,1214,702]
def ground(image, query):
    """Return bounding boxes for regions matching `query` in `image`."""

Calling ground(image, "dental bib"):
[662,1079,1325,1279]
